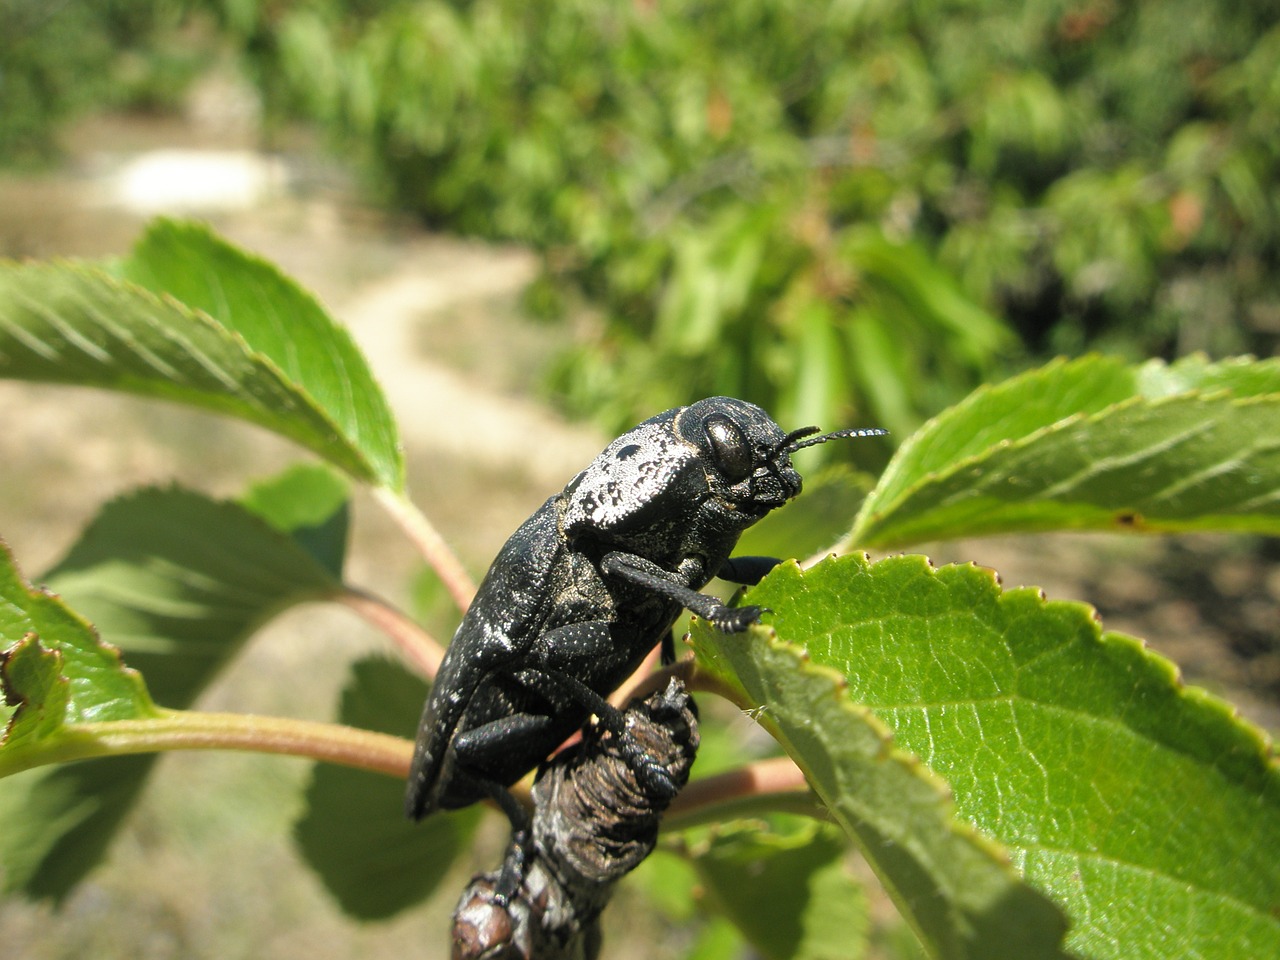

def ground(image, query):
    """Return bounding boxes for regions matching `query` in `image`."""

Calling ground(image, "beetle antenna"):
[780,426,888,454]
[775,426,821,454]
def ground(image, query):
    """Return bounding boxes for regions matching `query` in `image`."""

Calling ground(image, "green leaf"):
[0,755,153,899]
[1,541,159,898]
[720,554,1280,960]
[691,820,868,960]
[694,602,1072,960]
[0,222,402,489]
[120,219,403,490]
[294,657,481,919]
[852,355,1280,547]
[44,483,344,710]
[734,465,875,564]
[238,463,351,579]
[1,635,70,754]
[1,540,156,733]
[0,473,349,900]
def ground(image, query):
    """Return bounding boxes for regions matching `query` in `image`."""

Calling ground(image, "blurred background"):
[1,1,1278,957]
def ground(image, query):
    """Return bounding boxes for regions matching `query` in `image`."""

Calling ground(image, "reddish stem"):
[373,487,476,613]
[339,585,447,678]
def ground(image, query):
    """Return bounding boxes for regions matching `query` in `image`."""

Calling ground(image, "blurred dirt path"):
[0,109,635,960]
[327,241,604,490]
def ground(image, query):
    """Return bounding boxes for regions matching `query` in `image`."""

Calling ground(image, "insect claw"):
[711,604,765,633]
[494,825,531,907]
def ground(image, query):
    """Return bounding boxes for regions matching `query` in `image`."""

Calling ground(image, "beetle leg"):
[453,711,561,764]
[602,551,765,633]
[550,665,691,798]
[529,619,613,662]
[527,666,682,801]
[476,779,533,906]
[717,554,781,586]
[452,713,558,905]
[526,623,684,794]
[660,631,676,666]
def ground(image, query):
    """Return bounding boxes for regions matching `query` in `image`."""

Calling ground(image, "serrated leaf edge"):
[793,552,1278,789]
[0,633,68,747]
[132,219,405,489]
[0,259,387,487]
[1,538,158,756]
[124,269,383,485]
[698,599,1077,957]
[705,594,1030,877]
[854,380,1280,547]
[777,553,1280,949]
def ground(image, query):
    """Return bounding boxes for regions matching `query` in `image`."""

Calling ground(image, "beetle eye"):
[704,414,753,483]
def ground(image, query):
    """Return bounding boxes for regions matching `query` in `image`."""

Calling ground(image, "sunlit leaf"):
[0,222,402,489]
[0,471,350,899]
[853,355,1280,547]
[700,554,1280,960]
[120,220,403,490]
[1,541,156,737]
[0,635,69,755]
[695,621,1070,958]
[0,540,159,897]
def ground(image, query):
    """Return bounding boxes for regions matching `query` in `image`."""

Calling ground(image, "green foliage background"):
[192,0,1280,434]
[2,7,1279,954]
[0,0,206,162]
[5,0,1277,433]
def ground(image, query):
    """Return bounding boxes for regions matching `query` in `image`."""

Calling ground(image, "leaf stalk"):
[373,486,476,612]
[0,710,413,780]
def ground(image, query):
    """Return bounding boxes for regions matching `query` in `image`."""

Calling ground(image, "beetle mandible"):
[406,397,883,891]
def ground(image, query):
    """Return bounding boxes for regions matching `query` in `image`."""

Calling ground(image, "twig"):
[665,755,826,828]
[2,711,413,780]
[339,585,447,678]
[608,644,666,708]
[372,486,476,613]
[453,679,700,960]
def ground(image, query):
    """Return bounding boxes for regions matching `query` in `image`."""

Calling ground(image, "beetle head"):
[674,397,885,522]
[561,396,884,545]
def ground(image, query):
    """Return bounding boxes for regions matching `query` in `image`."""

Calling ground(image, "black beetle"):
[406,397,882,894]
